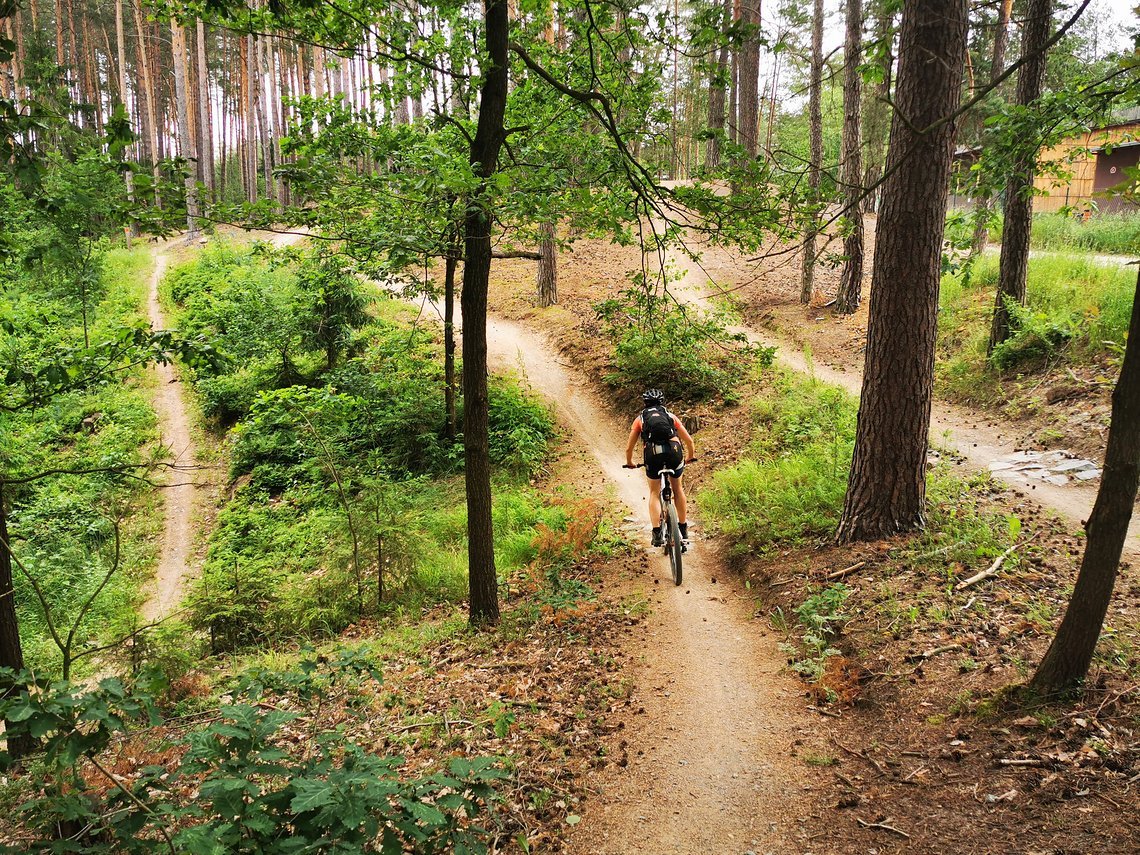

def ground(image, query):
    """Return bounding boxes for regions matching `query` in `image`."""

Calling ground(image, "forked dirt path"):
[668,247,1140,560]
[483,318,817,854]
[141,249,199,621]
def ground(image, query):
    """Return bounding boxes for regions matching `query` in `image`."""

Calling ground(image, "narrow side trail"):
[141,248,199,621]
[483,318,817,854]
[669,249,1140,560]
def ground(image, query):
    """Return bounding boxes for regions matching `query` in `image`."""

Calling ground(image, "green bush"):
[700,371,856,553]
[595,287,771,402]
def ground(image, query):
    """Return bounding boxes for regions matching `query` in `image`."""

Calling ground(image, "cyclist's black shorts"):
[644,439,684,480]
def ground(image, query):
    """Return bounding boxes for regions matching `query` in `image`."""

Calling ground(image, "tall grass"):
[700,370,856,553]
[990,212,1140,255]
[938,252,1135,401]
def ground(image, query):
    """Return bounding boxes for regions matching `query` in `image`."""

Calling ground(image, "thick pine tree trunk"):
[196,19,214,198]
[255,31,276,203]
[243,34,258,203]
[736,0,760,159]
[835,0,864,314]
[0,485,35,761]
[800,0,824,305]
[968,0,1012,257]
[463,0,509,626]
[990,0,1052,352]
[835,0,968,543]
[171,20,200,239]
[1030,270,1140,695]
[536,221,557,307]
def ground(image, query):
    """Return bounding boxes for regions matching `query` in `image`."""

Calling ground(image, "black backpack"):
[641,405,677,443]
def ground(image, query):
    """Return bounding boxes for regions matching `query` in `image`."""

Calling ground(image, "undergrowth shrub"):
[937,251,1135,400]
[701,371,856,553]
[595,284,772,402]
[0,652,503,853]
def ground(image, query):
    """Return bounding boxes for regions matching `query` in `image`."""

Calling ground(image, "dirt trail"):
[484,318,816,854]
[141,250,200,621]
[669,250,1140,561]
[140,230,304,621]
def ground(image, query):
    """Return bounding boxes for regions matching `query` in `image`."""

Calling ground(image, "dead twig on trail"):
[855,817,910,839]
[954,534,1040,591]
[832,736,888,776]
[905,643,962,663]
[826,561,865,581]
[998,758,1045,767]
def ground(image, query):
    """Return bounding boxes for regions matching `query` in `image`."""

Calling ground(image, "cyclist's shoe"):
[681,539,690,554]
[651,528,663,547]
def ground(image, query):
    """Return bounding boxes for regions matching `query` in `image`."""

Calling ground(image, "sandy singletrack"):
[140,249,200,622]
[484,318,817,854]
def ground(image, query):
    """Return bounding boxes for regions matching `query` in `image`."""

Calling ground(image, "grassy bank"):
[991,211,1140,256]
[937,252,1134,405]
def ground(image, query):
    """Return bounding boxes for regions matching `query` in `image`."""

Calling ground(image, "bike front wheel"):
[664,503,682,586]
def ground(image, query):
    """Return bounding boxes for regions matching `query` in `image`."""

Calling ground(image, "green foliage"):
[937,251,1136,399]
[782,584,851,684]
[595,282,772,402]
[992,212,1140,255]
[701,371,856,552]
[0,655,503,853]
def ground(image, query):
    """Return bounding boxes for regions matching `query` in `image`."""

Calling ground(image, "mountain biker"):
[624,389,696,548]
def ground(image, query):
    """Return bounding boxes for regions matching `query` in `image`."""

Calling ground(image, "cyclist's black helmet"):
[641,388,666,406]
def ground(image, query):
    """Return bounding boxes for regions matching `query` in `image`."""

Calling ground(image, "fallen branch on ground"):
[954,534,1039,591]
[826,561,865,580]
[856,817,910,838]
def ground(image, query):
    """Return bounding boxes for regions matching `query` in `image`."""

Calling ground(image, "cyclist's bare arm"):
[675,420,696,461]
[625,419,641,467]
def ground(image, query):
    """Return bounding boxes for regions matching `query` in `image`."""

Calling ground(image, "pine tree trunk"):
[800,0,824,305]
[835,0,968,543]
[969,0,1013,257]
[113,0,138,241]
[861,5,894,214]
[463,0,509,627]
[444,244,458,440]
[0,484,35,761]
[171,20,200,238]
[255,31,276,203]
[705,0,731,170]
[243,34,258,203]
[536,221,557,307]
[991,0,1052,352]
[1030,268,1140,695]
[196,19,215,198]
[132,0,161,208]
[835,0,864,315]
[736,0,761,159]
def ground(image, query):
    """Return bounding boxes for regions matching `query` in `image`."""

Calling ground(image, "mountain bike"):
[623,461,696,586]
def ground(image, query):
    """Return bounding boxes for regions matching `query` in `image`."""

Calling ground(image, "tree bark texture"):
[196,18,215,196]
[536,221,557,307]
[990,0,1052,352]
[444,249,458,440]
[462,0,509,626]
[0,484,35,761]
[705,0,731,171]
[171,20,200,238]
[835,0,968,543]
[800,0,824,305]
[1030,270,1140,695]
[736,0,760,159]
[113,0,138,240]
[835,0,864,315]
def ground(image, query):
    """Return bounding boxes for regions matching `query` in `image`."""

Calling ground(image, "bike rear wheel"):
[664,502,682,586]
